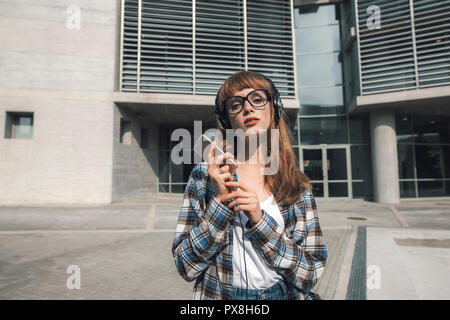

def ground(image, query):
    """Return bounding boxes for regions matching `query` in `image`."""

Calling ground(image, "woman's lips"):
[244,119,259,126]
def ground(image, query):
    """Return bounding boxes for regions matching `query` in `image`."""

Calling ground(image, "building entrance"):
[301,145,352,199]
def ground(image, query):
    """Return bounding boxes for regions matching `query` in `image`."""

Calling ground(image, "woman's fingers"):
[227,197,252,208]
[209,142,235,165]
[207,140,217,167]
[231,204,255,213]
[215,153,236,166]
[219,172,233,182]
[206,141,237,172]
[220,189,243,201]
[208,143,232,169]
[224,181,250,192]
[220,189,255,206]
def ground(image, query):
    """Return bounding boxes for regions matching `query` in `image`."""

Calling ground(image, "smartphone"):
[194,134,238,172]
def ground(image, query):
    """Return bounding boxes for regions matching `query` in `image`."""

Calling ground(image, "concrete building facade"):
[0,1,120,205]
[0,0,449,205]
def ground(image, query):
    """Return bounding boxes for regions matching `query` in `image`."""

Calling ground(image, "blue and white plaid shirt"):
[172,162,328,300]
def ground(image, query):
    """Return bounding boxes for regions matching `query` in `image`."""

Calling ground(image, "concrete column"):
[370,109,400,204]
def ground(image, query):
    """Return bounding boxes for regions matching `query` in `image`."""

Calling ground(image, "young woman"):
[172,71,327,300]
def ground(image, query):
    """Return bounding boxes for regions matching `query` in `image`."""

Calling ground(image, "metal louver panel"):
[195,0,245,94]
[121,0,139,92]
[247,0,295,97]
[139,0,193,93]
[413,0,450,89]
[120,0,296,97]
[355,0,450,96]
[356,0,416,95]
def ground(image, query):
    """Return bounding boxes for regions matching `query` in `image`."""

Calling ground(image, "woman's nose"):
[242,100,254,113]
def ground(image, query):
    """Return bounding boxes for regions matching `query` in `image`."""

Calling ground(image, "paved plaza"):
[0,194,449,299]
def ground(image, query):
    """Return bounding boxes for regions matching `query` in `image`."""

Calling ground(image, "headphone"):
[213,72,284,130]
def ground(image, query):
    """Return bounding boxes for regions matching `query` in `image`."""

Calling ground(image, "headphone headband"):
[214,72,284,130]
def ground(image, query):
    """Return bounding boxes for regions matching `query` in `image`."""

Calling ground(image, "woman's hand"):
[207,140,238,202]
[221,181,263,226]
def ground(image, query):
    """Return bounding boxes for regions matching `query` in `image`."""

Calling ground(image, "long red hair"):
[215,70,312,205]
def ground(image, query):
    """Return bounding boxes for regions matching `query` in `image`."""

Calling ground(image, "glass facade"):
[397,114,450,197]
[158,124,196,193]
[295,5,345,116]
[292,3,372,199]
[155,0,449,201]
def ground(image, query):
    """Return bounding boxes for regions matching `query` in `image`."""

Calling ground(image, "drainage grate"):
[346,226,367,300]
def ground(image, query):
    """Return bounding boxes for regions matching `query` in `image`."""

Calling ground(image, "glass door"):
[326,148,349,197]
[302,146,351,198]
[302,149,324,197]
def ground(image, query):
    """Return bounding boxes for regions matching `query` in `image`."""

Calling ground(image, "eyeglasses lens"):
[224,90,268,114]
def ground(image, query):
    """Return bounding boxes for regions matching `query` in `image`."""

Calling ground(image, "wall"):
[111,105,159,202]
[0,0,119,205]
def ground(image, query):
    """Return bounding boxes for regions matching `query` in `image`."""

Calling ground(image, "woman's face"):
[226,87,272,135]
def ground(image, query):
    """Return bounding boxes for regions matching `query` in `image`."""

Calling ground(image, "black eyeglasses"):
[223,89,271,115]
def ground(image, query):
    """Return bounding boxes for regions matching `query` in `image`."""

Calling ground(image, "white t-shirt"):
[232,193,285,289]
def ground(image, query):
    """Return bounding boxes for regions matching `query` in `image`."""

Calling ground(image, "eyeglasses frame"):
[222,88,272,115]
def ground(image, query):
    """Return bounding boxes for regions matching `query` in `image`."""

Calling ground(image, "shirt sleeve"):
[172,165,235,282]
[244,188,328,295]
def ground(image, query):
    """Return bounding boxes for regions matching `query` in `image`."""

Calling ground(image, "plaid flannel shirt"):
[172,162,328,300]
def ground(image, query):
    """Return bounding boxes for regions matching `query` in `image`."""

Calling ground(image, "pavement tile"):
[0,196,449,300]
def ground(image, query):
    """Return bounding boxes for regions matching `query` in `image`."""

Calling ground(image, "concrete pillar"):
[369,109,400,204]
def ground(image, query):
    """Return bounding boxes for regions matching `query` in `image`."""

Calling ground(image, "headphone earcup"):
[257,72,283,126]
[214,87,221,116]
[273,92,283,125]
[219,114,230,130]
[214,87,231,130]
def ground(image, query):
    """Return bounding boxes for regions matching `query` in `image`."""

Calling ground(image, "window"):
[120,118,131,145]
[5,112,33,139]
[396,114,450,198]
[300,116,348,145]
[158,123,196,193]
[140,128,149,149]
[294,4,345,115]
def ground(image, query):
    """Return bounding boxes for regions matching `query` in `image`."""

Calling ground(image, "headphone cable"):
[237,209,249,300]
[236,116,283,301]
